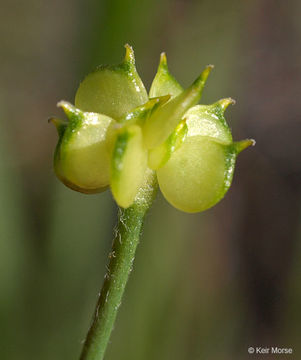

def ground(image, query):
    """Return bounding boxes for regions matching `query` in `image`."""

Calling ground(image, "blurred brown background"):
[0,0,300,359]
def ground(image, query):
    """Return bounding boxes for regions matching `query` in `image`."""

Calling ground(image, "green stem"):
[80,171,157,360]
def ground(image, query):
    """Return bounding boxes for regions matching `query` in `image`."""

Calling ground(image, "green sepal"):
[143,65,213,149]
[105,95,170,157]
[53,101,114,194]
[118,95,170,127]
[185,98,235,144]
[110,125,148,208]
[148,120,187,170]
[75,44,148,119]
[57,100,85,123]
[149,53,183,98]
[233,138,256,154]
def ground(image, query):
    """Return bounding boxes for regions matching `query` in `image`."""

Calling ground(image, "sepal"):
[148,120,187,170]
[57,100,84,123]
[233,139,256,154]
[110,125,148,208]
[143,65,213,148]
[105,96,171,157]
[119,95,170,127]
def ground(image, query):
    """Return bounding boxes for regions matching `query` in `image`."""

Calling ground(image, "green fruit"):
[52,101,113,193]
[157,136,236,212]
[50,45,255,212]
[156,100,254,212]
[75,44,148,119]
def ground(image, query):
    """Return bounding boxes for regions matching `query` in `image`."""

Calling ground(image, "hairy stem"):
[80,171,157,360]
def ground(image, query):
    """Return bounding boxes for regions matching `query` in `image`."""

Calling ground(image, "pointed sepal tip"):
[159,52,167,68]
[218,97,236,111]
[124,44,135,65]
[57,100,83,122]
[192,64,214,90]
[234,138,256,154]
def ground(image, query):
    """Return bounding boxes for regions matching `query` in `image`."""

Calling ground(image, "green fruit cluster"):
[51,45,254,212]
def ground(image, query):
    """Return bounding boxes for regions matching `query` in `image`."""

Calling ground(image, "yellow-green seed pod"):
[157,100,254,212]
[52,101,114,193]
[157,137,234,212]
[75,44,148,119]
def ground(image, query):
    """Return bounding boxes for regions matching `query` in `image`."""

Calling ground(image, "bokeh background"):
[0,0,301,359]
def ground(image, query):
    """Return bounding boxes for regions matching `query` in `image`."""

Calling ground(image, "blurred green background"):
[0,0,301,359]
